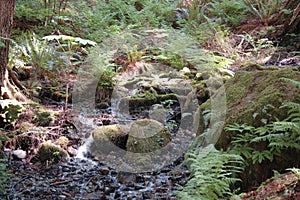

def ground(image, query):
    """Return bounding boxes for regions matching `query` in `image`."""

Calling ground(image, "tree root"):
[1,69,28,102]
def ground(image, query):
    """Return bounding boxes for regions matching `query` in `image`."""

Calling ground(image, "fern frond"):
[281,101,300,110]
[272,121,300,132]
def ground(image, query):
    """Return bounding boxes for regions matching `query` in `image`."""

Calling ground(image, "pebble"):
[12,149,27,159]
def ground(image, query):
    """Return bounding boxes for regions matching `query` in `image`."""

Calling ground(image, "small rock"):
[180,67,190,74]
[12,149,27,159]
[67,146,78,156]
[100,167,110,175]
[58,195,66,199]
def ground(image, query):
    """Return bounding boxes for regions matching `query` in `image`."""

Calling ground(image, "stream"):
[5,64,207,199]
[6,105,192,199]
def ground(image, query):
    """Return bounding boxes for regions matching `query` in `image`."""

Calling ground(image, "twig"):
[65,82,69,112]
[61,191,72,197]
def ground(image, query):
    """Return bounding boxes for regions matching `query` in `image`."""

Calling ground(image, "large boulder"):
[217,68,300,148]
[126,119,171,153]
[198,67,300,190]
[90,124,129,155]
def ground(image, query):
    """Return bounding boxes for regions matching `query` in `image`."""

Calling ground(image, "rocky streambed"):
[6,157,189,200]
[3,67,202,199]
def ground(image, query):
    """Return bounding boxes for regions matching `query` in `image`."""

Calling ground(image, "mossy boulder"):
[198,68,300,148]
[197,68,300,190]
[90,124,129,154]
[38,141,69,164]
[126,119,171,153]
[217,68,300,149]
[90,119,171,157]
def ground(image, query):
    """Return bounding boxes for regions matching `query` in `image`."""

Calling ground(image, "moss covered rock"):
[38,141,69,164]
[217,68,300,149]
[197,68,300,190]
[126,119,171,153]
[198,68,299,148]
[90,124,129,154]
[55,136,69,149]
[0,100,23,128]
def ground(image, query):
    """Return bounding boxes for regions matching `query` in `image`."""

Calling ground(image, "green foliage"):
[207,0,247,27]
[288,168,300,179]
[241,0,282,23]
[70,0,175,42]
[14,0,72,36]
[177,0,246,27]
[43,34,96,66]
[15,0,69,21]
[11,33,95,77]
[177,144,243,200]
[226,78,300,164]
[238,33,276,62]
[124,45,147,63]
[153,52,188,69]
[16,33,58,79]
[0,159,10,198]
[80,46,117,95]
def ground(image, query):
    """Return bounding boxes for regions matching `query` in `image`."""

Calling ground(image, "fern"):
[288,167,300,179]
[177,144,243,200]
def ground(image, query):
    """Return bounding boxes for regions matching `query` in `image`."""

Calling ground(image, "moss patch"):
[0,100,23,127]
[32,110,52,126]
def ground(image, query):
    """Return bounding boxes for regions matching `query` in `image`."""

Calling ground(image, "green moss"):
[32,110,52,126]
[0,100,23,127]
[55,136,69,149]
[126,119,171,153]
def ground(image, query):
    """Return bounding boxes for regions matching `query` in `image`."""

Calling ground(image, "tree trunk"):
[0,0,26,101]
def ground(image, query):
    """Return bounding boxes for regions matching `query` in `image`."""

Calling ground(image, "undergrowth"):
[0,159,10,198]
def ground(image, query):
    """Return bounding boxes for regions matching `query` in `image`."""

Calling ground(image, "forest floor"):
[2,16,300,200]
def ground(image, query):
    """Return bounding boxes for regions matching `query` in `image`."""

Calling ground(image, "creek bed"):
[6,157,190,199]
